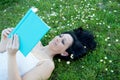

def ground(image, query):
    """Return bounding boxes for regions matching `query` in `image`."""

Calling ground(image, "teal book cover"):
[8,7,50,57]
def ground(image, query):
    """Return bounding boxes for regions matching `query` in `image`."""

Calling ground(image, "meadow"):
[0,0,120,80]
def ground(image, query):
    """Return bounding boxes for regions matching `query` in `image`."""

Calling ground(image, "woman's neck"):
[42,45,56,59]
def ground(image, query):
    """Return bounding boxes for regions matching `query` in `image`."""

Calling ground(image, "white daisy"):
[58,59,61,62]
[108,43,111,46]
[104,56,108,59]
[66,61,70,65]
[109,60,112,63]
[116,39,119,42]
[70,54,74,59]
[111,70,114,73]
[100,59,103,62]
[105,68,108,71]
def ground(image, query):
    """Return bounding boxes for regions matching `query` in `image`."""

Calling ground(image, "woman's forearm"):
[0,42,4,52]
[8,55,22,80]
[0,39,8,53]
[0,41,6,53]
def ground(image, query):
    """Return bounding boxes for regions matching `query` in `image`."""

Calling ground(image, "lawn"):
[0,0,120,80]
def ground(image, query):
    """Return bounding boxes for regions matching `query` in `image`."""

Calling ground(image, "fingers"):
[2,28,14,37]
[6,36,12,49]
[6,34,19,51]
[13,34,19,49]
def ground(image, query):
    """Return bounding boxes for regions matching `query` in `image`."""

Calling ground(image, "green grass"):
[0,0,120,80]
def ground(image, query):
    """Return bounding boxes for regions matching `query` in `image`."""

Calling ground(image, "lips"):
[51,39,55,45]
[53,40,57,45]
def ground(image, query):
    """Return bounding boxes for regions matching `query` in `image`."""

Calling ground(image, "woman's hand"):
[1,28,14,40]
[0,28,14,53]
[6,34,19,56]
[7,34,22,80]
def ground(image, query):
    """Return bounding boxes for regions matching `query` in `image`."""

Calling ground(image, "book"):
[8,7,50,57]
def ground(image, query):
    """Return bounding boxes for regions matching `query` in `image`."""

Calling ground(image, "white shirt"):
[0,51,39,80]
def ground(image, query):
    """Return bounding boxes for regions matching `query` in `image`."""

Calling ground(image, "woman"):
[0,27,96,80]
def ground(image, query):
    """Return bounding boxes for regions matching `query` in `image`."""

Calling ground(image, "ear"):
[61,51,69,56]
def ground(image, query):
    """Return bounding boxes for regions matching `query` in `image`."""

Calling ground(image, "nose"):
[55,36,61,42]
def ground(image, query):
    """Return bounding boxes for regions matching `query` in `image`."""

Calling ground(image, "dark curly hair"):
[55,27,97,61]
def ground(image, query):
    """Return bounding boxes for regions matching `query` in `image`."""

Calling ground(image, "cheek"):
[48,41,61,51]
[56,44,66,52]
[49,41,66,52]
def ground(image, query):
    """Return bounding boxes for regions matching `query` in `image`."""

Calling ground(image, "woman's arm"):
[23,60,54,80]
[8,55,21,80]
[7,34,54,80]
[7,34,22,80]
[0,28,13,53]
[0,39,8,53]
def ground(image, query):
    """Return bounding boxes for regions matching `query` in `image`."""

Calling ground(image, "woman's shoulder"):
[36,59,55,79]
[22,59,55,80]
[37,59,55,69]
[49,59,55,68]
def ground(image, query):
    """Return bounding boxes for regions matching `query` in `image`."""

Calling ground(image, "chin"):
[48,42,57,52]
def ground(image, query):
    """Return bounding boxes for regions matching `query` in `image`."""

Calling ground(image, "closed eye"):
[59,34,65,45]
[62,40,65,45]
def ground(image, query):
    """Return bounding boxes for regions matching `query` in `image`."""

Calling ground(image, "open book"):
[8,7,50,56]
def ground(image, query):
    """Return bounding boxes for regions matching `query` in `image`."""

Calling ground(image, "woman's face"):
[49,34,73,53]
